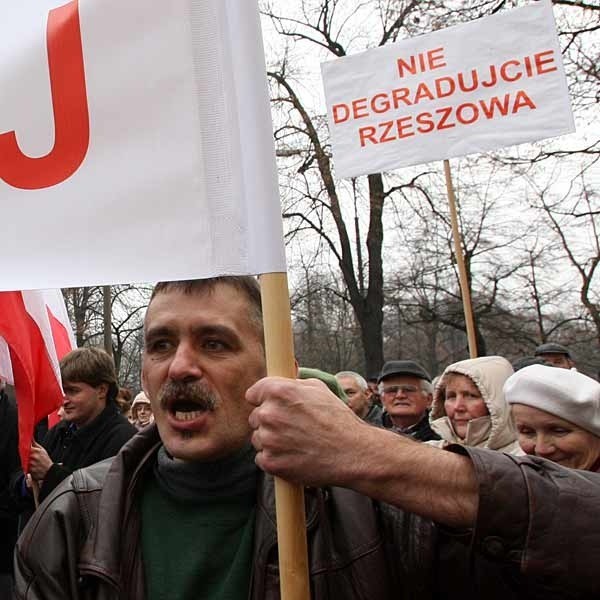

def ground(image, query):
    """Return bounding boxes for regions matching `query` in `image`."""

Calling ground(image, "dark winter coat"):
[39,402,136,501]
[0,389,19,574]
[14,424,600,599]
[382,410,441,442]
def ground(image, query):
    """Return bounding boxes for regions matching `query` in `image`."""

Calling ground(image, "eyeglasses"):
[382,385,418,395]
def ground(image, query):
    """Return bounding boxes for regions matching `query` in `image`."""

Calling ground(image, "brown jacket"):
[14,426,600,599]
[14,426,435,600]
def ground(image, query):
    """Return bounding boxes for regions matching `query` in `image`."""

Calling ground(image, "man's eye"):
[203,339,227,351]
[147,339,172,353]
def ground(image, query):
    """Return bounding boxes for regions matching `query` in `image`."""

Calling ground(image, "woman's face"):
[443,374,488,439]
[512,404,600,471]
[136,402,153,425]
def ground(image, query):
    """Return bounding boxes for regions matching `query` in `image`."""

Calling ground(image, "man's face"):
[337,375,371,418]
[62,381,107,427]
[380,375,430,424]
[142,284,266,462]
[540,353,572,369]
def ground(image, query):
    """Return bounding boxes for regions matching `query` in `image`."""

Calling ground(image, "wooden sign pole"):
[443,159,478,359]
[260,272,311,600]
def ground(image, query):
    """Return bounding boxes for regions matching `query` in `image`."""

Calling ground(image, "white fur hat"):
[504,364,600,437]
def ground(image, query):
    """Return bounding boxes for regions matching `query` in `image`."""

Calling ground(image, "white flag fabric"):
[0,0,286,291]
[321,0,575,178]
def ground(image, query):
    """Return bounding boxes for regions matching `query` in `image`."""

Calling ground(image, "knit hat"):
[504,364,600,437]
[298,367,348,403]
[378,360,431,383]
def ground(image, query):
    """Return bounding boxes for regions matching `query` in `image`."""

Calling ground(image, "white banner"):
[0,0,286,291]
[321,0,574,179]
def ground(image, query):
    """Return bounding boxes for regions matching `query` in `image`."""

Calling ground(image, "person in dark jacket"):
[378,360,440,441]
[13,277,600,600]
[13,347,136,508]
[534,342,575,369]
[0,381,19,595]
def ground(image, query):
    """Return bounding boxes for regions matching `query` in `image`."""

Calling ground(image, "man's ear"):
[426,393,433,409]
[365,387,373,399]
[96,383,109,402]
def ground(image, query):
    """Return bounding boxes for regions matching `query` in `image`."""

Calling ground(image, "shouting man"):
[14,277,600,599]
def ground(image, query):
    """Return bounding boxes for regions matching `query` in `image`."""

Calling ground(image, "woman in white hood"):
[428,356,521,454]
[130,391,154,430]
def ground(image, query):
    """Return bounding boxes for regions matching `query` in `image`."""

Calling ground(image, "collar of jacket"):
[59,403,121,450]
[77,425,324,595]
[430,415,492,447]
[382,410,429,432]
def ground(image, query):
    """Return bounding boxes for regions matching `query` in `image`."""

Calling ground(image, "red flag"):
[0,289,75,470]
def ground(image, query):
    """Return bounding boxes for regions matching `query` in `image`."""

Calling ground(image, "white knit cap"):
[504,364,600,437]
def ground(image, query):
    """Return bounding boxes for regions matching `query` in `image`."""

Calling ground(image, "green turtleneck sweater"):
[140,446,257,600]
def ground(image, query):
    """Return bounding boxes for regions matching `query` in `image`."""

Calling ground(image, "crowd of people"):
[1,275,600,599]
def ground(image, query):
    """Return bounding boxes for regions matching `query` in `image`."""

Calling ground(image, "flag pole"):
[31,478,40,509]
[443,159,478,359]
[259,272,311,600]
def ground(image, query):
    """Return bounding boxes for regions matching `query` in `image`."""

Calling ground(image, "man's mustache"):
[158,380,217,412]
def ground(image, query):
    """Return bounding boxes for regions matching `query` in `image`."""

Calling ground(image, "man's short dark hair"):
[150,276,263,339]
[60,347,119,402]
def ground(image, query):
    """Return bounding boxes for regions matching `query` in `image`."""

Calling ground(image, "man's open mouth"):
[168,400,211,422]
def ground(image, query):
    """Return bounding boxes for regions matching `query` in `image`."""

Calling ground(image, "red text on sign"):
[332,50,557,124]
[357,90,536,146]
[0,0,89,190]
[396,47,447,78]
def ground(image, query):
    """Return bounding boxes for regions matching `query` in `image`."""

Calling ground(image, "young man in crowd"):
[13,347,136,508]
[14,277,600,599]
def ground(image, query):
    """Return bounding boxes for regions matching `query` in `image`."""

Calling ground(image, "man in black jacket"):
[15,347,136,505]
[0,381,19,595]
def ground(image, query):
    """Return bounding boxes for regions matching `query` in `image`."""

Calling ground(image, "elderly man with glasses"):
[378,360,440,442]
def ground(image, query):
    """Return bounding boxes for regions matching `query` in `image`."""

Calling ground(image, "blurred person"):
[378,360,440,441]
[130,391,154,429]
[429,356,521,454]
[14,277,600,600]
[367,375,381,406]
[506,364,600,471]
[511,355,549,372]
[0,381,18,595]
[116,386,133,415]
[534,342,574,369]
[335,371,382,426]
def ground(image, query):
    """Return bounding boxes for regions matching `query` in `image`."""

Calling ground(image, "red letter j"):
[0,0,89,190]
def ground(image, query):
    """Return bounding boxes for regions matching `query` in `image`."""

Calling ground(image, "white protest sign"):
[0,0,285,291]
[321,1,574,179]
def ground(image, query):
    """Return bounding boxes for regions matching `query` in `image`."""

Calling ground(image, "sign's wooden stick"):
[444,159,478,358]
[260,272,311,600]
